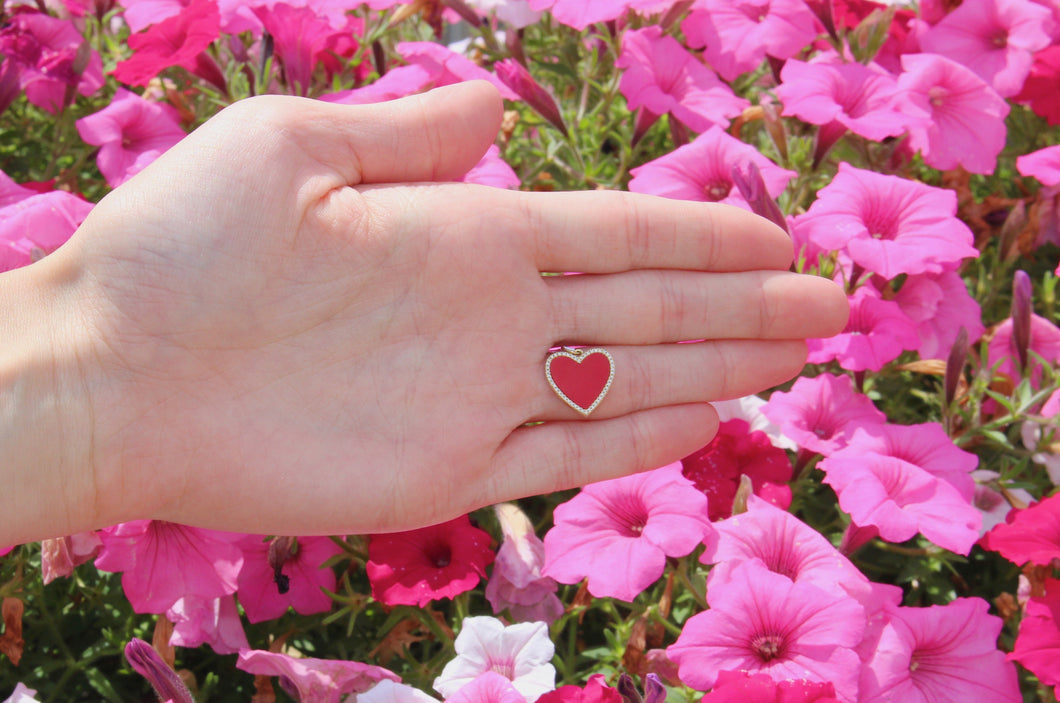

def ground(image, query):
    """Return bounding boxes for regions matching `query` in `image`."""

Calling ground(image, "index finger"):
[509,190,794,273]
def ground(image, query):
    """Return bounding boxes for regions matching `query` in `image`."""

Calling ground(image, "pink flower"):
[973,470,1037,535]
[701,672,840,703]
[616,26,749,132]
[896,53,1009,174]
[465,0,541,28]
[668,560,865,700]
[75,89,185,188]
[712,395,797,451]
[807,285,920,372]
[681,0,820,81]
[893,268,985,359]
[2,683,39,703]
[321,64,433,105]
[166,594,248,654]
[536,675,620,703]
[485,504,562,625]
[236,650,400,703]
[125,638,193,703]
[236,535,341,623]
[447,673,527,703]
[776,57,912,141]
[1015,45,1060,124]
[495,59,567,136]
[793,163,978,279]
[820,452,981,554]
[628,126,795,209]
[987,313,1060,387]
[118,0,190,31]
[111,0,223,89]
[359,680,440,703]
[680,419,793,521]
[1010,576,1060,686]
[979,492,1060,566]
[461,145,521,190]
[397,42,518,101]
[94,521,243,613]
[40,531,102,584]
[525,0,650,30]
[761,373,887,456]
[1022,390,1060,484]
[917,0,1052,97]
[542,462,714,601]
[860,599,1021,702]
[366,515,494,607]
[433,617,555,702]
[251,4,360,96]
[1018,144,1060,185]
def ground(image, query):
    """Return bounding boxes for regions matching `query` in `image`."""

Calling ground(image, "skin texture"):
[0,81,848,544]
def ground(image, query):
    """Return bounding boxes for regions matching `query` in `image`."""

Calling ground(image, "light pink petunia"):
[75,89,185,188]
[447,673,527,703]
[681,0,820,81]
[118,0,190,31]
[465,0,542,27]
[397,42,518,101]
[359,680,440,703]
[542,462,714,601]
[1010,576,1060,686]
[1019,144,1060,185]
[896,53,1009,175]
[628,126,795,209]
[1021,389,1060,484]
[461,145,521,190]
[972,470,1037,536]
[525,0,657,30]
[433,617,555,702]
[1,683,40,703]
[820,452,982,554]
[237,650,400,703]
[94,521,243,613]
[321,64,433,105]
[793,163,978,279]
[807,285,920,372]
[236,535,341,623]
[860,598,1021,702]
[761,373,887,457]
[616,26,749,132]
[40,531,102,584]
[987,313,1060,387]
[917,0,1053,97]
[892,268,985,359]
[668,560,865,701]
[979,491,1060,566]
[166,594,249,654]
[485,503,563,625]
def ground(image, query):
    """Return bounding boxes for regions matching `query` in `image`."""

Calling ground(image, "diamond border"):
[545,347,615,417]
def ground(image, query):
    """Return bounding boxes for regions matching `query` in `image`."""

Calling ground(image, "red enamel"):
[548,352,612,411]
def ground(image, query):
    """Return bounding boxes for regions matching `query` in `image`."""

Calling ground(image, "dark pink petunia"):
[536,674,620,703]
[681,0,820,81]
[1009,577,1060,686]
[701,671,840,703]
[668,560,865,700]
[761,373,887,456]
[616,26,749,133]
[0,183,93,272]
[236,535,341,623]
[1015,46,1060,124]
[366,515,494,607]
[793,163,978,279]
[542,462,714,601]
[807,285,920,372]
[111,0,222,89]
[917,0,1052,97]
[893,268,985,360]
[237,649,400,703]
[252,4,359,96]
[896,53,1009,175]
[628,126,795,209]
[979,491,1060,566]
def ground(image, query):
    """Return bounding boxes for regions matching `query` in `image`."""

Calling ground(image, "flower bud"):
[1012,270,1033,374]
[732,162,791,236]
[495,59,567,136]
[125,638,194,703]
[945,326,969,409]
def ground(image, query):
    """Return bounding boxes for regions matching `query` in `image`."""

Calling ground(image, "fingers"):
[488,404,720,499]
[548,270,850,344]
[528,339,808,421]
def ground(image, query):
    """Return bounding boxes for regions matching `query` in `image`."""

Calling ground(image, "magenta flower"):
[250,4,356,96]
[896,53,1009,174]
[761,373,887,456]
[397,42,518,101]
[75,89,185,188]
[366,515,494,607]
[616,26,749,133]
[166,594,248,654]
[461,145,521,190]
[987,313,1060,387]
[820,452,981,554]
[236,535,341,623]
[794,163,978,279]
[918,0,1052,97]
[111,0,223,89]
[537,675,620,703]
[542,462,714,601]
[485,504,562,625]
[979,492,1060,566]
[807,285,920,371]
[860,599,1021,702]
[495,59,567,136]
[1010,576,1060,687]
[1017,144,1060,185]
[628,126,795,209]
[525,0,655,30]
[680,419,793,521]
[668,560,865,700]
[322,64,433,105]
[681,0,820,81]
[701,672,840,703]
[94,521,243,613]
[893,268,984,360]
[125,638,193,703]
[237,649,400,703]
[776,57,911,141]
[0,187,93,272]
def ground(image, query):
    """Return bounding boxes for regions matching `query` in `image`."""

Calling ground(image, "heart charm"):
[545,347,615,417]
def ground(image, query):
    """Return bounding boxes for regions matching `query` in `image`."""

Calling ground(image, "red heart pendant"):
[545,348,615,416]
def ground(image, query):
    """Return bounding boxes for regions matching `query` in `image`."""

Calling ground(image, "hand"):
[5,81,847,541]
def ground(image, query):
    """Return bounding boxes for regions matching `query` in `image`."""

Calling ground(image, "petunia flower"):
[987,313,1060,387]
[537,674,620,703]
[397,42,518,100]
[75,89,185,188]
[166,594,248,654]
[447,672,527,703]
[1,683,40,703]
[700,671,840,703]
[118,0,191,32]
[892,268,985,360]
[40,531,102,584]
[761,373,887,457]
[793,163,978,279]
[807,285,920,372]
[433,617,555,702]
[979,491,1060,566]
[680,419,793,521]
[542,462,714,601]
[125,638,193,703]
[236,534,341,623]
[485,503,563,625]
[711,395,797,450]
[111,0,223,89]
[464,0,541,27]
[251,4,358,96]
[1021,389,1060,484]
[668,560,865,700]
[1017,144,1060,185]
[1009,577,1060,686]
[366,515,494,607]
[972,470,1037,535]
[321,64,433,105]
[628,126,795,209]
[616,26,749,133]
[917,0,1052,97]
[461,145,521,190]
[1015,45,1060,124]
[525,0,657,30]
[359,680,441,703]
[237,649,400,703]
[896,53,1009,175]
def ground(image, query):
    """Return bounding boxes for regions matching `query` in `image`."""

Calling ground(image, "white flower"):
[3,683,40,703]
[354,680,440,703]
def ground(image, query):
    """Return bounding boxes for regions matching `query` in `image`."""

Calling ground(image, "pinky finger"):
[486,404,720,501]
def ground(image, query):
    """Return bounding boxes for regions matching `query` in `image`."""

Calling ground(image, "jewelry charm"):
[545,347,615,417]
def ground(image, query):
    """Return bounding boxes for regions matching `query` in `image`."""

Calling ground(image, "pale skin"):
[0,81,848,546]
